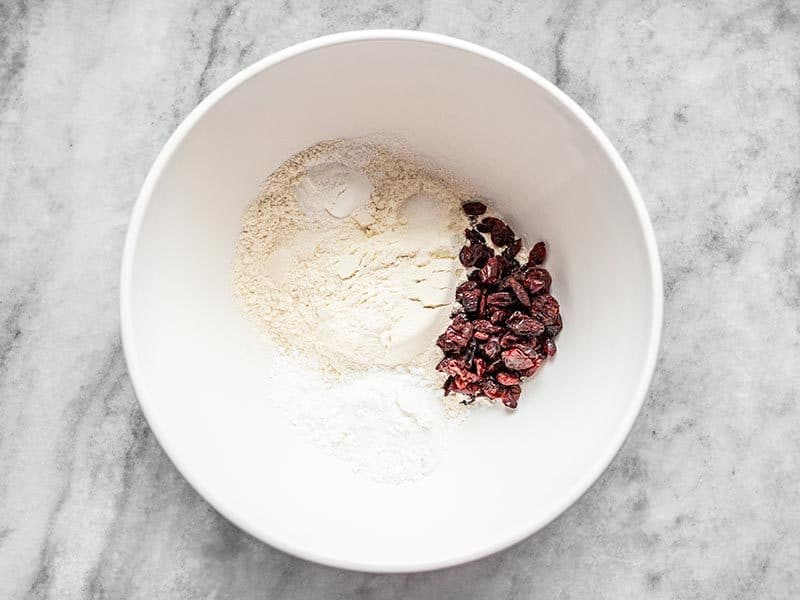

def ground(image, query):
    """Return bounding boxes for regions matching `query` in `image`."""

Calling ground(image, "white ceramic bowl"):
[120,31,662,572]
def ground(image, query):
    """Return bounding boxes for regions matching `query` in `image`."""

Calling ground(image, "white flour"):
[234,138,473,483]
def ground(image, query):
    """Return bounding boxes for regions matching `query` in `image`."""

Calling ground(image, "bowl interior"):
[123,35,660,571]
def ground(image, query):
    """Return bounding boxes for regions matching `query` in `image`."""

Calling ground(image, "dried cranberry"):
[501,347,536,371]
[502,238,522,259]
[506,312,545,337]
[464,338,477,366]
[436,323,473,354]
[530,293,560,324]
[478,292,487,317]
[459,244,480,267]
[474,357,486,377]
[529,241,547,265]
[467,269,482,282]
[480,378,504,399]
[500,332,523,349]
[482,338,502,360]
[486,292,514,307]
[485,359,505,375]
[476,216,505,233]
[545,313,563,337]
[456,280,478,296]
[501,385,521,409]
[523,267,552,294]
[515,343,541,359]
[491,225,515,247]
[517,358,543,378]
[489,308,510,325]
[464,228,486,245]
[436,320,473,353]
[509,278,530,307]
[544,338,557,357]
[473,244,493,268]
[479,256,502,286]
[496,372,521,386]
[455,378,481,395]
[462,201,487,216]
[473,320,504,337]
[456,284,482,314]
[436,357,466,377]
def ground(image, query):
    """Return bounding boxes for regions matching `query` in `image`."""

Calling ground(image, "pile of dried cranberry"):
[436,201,562,409]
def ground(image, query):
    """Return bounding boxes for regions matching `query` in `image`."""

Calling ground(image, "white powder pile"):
[267,356,446,484]
[233,138,474,483]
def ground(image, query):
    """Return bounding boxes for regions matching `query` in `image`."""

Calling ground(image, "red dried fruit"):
[500,332,523,348]
[456,285,482,313]
[506,311,545,337]
[464,338,477,365]
[502,238,522,259]
[517,358,543,377]
[459,244,480,267]
[491,224,515,247]
[457,370,481,384]
[486,291,514,307]
[523,267,552,294]
[454,378,481,396]
[476,216,505,233]
[530,293,560,324]
[474,357,486,377]
[480,378,504,399]
[479,256,502,285]
[482,338,502,360]
[515,343,541,358]
[508,278,531,307]
[462,201,487,216]
[436,320,473,353]
[478,292,487,317]
[473,244,493,268]
[436,357,466,377]
[545,313,563,337]
[485,359,505,375]
[494,255,512,276]
[496,372,521,386]
[501,385,521,409]
[489,308,510,325]
[501,347,536,371]
[464,228,486,245]
[473,319,504,336]
[438,228,560,408]
[529,241,547,265]
[456,280,479,296]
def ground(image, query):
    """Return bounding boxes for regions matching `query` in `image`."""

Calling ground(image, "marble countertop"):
[2,1,799,598]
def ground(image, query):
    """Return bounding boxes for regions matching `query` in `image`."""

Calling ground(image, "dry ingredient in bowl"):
[233,138,563,484]
[233,138,474,484]
[435,204,563,409]
[234,139,470,378]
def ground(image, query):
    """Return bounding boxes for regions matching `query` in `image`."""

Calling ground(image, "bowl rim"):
[120,29,664,573]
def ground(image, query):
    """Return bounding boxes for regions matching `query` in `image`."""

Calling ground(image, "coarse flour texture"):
[233,139,472,483]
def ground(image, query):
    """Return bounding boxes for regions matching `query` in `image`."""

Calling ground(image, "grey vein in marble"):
[1,0,799,598]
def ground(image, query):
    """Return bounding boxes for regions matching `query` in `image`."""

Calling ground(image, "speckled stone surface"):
[2,1,799,598]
